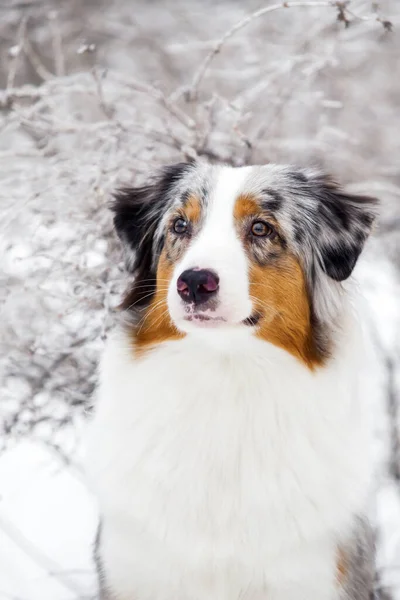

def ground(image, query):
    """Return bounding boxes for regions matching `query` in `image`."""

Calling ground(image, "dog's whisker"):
[136,299,168,335]
[144,307,171,334]
[249,295,275,314]
[135,300,163,327]
[124,291,163,310]
[128,285,170,293]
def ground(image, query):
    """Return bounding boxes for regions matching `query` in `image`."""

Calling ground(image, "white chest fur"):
[85,322,372,600]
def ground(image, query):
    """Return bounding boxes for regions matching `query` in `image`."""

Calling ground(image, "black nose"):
[177,269,219,305]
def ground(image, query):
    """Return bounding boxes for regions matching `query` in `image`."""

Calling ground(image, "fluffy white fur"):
[86,311,371,600]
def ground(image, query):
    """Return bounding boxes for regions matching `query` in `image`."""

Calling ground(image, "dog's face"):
[114,162,376,366]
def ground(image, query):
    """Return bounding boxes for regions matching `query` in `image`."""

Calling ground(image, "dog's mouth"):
[183,312,262,328]
[184,314,226,323]
[242,312,262,327]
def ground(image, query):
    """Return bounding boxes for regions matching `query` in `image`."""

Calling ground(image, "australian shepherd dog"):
[85,161,377,600]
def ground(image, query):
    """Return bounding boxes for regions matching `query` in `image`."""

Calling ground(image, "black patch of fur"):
[318,196,350,231]
[289,170,308,183]
[294,226,305,244]
[322,242,358,281]
[290,172,377,282]
[201,185,208,203]
[181,189,192,204]
[310,175,377,281]
[112,163,190,309]
[262,188,284,212]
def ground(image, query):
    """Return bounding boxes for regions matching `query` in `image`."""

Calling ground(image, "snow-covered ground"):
[1,1,400,598]
[0,442,97,600]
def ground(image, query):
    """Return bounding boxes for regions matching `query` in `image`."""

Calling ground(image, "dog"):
[85,161,377,600]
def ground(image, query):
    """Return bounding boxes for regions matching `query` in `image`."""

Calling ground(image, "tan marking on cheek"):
[134,250,184,356]
[336,547,348,586]
[250,255,325,369]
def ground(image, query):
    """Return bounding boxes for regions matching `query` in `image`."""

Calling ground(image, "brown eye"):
[173,217,188,234]
[251,221,274,238]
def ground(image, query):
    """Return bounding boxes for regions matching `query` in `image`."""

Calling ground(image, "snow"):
[0,442,98,600]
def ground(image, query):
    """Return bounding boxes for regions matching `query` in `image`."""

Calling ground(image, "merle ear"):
[311,175,378,281]
[112,163,190,275]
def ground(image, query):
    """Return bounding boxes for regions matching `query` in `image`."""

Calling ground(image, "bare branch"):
[22,35,54,81]
[6,15,28,91]
[92,67,114,119]
[187,1,392,100]
[0,84,42,110]
[48,10,66,77]
[113,72,196,130]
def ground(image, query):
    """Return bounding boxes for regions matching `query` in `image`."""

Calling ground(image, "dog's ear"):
[310,175,378,281]
[112,163,190,276]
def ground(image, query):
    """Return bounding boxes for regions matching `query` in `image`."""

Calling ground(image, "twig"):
[187,1,392,100]
[92,67,114,119]
[341,2,393,31]
[6,14,53,84]
[0,85,42,110]
[6,15,28,91]
[48,10,65,77]
[23,36,54,81]
[113,71,195,129]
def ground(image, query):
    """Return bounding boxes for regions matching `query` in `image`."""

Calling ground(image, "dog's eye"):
[173,217,188,234]
[251,221,274,238]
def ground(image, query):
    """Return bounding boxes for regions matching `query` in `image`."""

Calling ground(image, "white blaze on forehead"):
[169,165,254,325]
[180,165,253,266]
[205,166,253,232]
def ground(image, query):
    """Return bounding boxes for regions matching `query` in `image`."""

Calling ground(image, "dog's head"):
[113,162,377,366]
